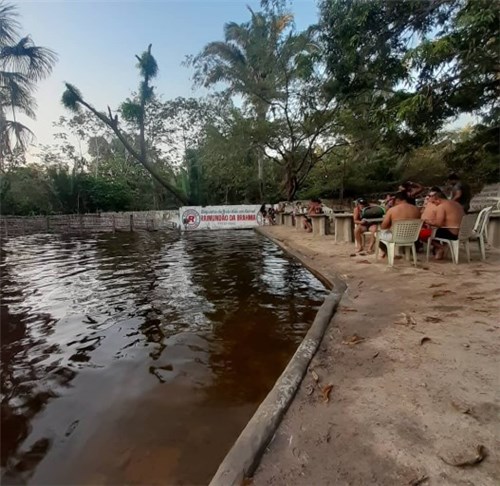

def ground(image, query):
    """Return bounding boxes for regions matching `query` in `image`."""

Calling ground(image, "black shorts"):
[435,228,458,240]
[361,221,377,230]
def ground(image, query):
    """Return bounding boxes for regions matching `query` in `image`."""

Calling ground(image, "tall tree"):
[0,1,57,169]
[319,0,500,151]
[61,45,189,205]
[189,8,299,201]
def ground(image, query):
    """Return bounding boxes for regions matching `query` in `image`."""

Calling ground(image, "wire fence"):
[0,210,179,238]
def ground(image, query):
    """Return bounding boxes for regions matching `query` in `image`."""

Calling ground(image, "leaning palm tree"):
[0,1,57,169]
[62,45,189,205]
[190,8,310,201]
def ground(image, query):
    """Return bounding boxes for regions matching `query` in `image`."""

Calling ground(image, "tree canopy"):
[0,1,57,169]
[1,0,498,215]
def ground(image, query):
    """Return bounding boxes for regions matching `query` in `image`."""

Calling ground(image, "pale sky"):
[16,0,319,156]
[16,0,475,160]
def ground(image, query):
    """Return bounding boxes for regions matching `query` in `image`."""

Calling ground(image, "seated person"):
[423,189,465,260]
[353,198,384,253]
[378,192,421,257]
[382,193,396,210]
[304,198,322,232]
[399,181,425,205]
[419,189,439,242]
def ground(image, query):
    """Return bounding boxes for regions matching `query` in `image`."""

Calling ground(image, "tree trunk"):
[284,159,298,201]
[75,95,189,205]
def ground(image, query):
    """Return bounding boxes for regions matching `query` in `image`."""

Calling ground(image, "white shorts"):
[379,230,393,242]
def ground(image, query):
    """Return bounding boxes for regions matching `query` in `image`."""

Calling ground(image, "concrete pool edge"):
[209,227,347,486]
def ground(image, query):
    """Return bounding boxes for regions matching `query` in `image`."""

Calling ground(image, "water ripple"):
[1,230,326,485]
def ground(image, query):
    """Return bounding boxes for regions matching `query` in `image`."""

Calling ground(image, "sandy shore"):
[252,226,500,486]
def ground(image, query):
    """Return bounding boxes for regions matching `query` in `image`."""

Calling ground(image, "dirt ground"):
[253,226,500,486]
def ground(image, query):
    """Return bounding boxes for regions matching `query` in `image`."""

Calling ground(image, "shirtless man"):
[378,191,421,257]
[424,189,465,259]
[419,189,439,243]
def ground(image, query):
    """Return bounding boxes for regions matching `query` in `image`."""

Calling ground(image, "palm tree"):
[62,45,189,205]
[190,8,304,201]
[0,1,57,169]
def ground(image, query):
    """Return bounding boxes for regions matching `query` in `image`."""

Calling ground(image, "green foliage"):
[61,83,82,112]
[5,2,498,215]
[120,99,142,123]
[444,126,500,186]
[0,1,57,164]
[135,45,158,80]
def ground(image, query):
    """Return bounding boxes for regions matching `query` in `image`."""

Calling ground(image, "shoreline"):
[251,226,499,485]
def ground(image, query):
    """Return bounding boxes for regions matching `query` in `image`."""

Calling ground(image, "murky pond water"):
[1,230,327,485]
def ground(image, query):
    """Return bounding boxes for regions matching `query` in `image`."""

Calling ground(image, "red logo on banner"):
[182,209,201,230]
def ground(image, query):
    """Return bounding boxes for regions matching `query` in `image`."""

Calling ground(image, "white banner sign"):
[179,205,264,230]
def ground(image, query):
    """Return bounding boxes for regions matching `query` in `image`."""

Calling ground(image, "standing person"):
[267,205,276,225]
[353,198,383,253]
[447,173,471,213]
[398,181,425,205]
[304,198,322,232]
[259,203,267,224]
[424,189,465,259]
[378,191,421,257]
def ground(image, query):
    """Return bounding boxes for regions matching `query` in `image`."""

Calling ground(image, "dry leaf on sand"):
[424,316,443,323]
[310,369,319,382]
[440,444,487,467]
[429,283,446,288]
[432,290,455,298]
[396,313,417,326]
[420,336,432,345]
[321,384,333,403]
[342,334,365,345]
[409,475,429,486]
[451,401,475,417]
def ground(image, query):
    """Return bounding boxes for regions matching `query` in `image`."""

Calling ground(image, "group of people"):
[354,173,470,260]
[259,204,277,225]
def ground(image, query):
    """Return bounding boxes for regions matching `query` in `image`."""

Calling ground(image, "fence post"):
[130,214,134,232]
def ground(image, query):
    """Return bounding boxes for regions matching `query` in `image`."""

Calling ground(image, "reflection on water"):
[1,230,326,485]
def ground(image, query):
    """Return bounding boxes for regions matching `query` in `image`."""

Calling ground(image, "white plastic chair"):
[470,206,493,261]
[375,219,423,267]
[426,213,478,264]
